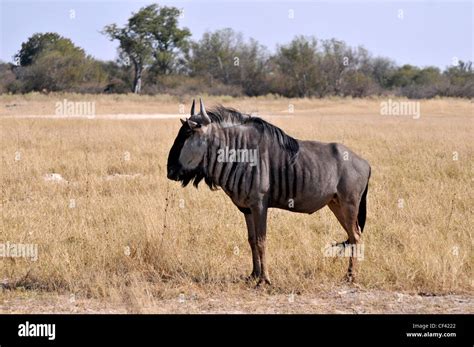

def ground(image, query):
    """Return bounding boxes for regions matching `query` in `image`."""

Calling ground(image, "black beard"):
[178,166,217,190]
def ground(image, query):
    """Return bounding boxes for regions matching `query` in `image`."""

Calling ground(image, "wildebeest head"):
[167,99,212,187]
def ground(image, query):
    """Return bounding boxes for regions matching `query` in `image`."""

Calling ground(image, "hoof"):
[256,277,272,287]
[244,271,260,283]
[344,273,356,283]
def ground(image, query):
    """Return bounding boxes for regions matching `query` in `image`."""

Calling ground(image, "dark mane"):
[205,105,300,160]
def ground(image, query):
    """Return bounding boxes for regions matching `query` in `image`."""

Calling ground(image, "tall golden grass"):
[1,95,472,309]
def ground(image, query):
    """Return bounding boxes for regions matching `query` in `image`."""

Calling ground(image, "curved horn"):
[190,99,196,115]
[200,98,211,125]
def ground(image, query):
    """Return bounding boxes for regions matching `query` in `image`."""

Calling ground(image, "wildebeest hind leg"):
[328,198,362,282]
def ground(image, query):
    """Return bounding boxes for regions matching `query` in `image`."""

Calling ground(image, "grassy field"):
[0,94,472,312]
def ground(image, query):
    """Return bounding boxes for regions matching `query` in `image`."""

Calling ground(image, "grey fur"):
[167,99,371,285]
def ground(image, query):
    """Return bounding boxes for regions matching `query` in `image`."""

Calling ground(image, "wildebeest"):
[167,99,371,285]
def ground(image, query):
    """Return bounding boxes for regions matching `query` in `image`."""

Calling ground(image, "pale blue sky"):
[0,0,472,69]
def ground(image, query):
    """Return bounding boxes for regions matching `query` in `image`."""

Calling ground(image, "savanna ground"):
[0,94,472,313]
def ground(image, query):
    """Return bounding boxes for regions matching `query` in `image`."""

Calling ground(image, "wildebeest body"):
[168,99,371,285]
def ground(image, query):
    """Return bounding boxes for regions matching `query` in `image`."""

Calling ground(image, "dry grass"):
[0,94,472,312]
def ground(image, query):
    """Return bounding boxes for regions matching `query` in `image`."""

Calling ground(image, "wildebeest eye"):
[178,124,193,137]
[181,122,197,134]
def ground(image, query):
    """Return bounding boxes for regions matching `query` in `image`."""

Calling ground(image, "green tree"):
[13,33,106,92]
[19,50,106,92]
[0,61,17,93]
[237,38,270,96]
[272,36,321,97]
[414,66,442,85]
[146,6,190,75]
[319,39,352,95]
[444,61,474,97]
[190,28,244,85]
[190,29,269,95]
[15,32,84,66]
[390,64,420,87]
[370,57,396,89]
[444,61,473,85]
[103,4,190,93]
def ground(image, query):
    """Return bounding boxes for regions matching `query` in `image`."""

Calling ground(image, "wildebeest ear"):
[187,119,200,129]
[190,99,196,115]
[180,118,187,125]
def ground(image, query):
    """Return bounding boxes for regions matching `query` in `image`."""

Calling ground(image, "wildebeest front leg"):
[251,205,271,286]
[244,213,261,280]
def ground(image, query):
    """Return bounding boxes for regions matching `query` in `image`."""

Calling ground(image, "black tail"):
[358,174,370,232]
